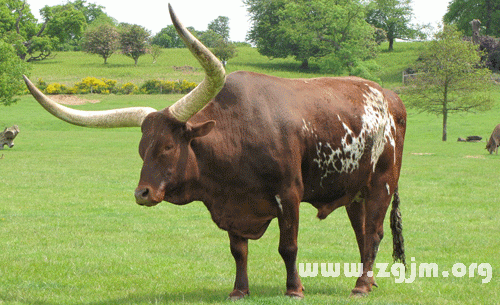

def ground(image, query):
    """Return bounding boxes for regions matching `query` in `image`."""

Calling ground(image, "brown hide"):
[136,71,406,297]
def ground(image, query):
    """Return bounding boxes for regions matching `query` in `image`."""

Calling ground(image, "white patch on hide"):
[312,121,365,185]
[303,85,397,187]
[386,183,391,195]
[362,86,396,172]
[275,195,283,213]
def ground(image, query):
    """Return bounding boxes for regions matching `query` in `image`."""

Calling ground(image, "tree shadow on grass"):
[241,61,322,75]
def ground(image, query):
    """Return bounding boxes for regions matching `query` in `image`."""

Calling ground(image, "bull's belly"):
[204,195,279,240]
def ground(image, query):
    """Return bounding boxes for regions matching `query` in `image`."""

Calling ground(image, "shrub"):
[120,82,139,95]
[140,79,196,94]
[140,79,163,94]
[45,83,69,94]
[72,77,115,94]
[31,77,196,95]
[37,78,48,91]
[175,79,197,93]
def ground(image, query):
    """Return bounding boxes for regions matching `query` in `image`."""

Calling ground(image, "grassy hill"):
[26,41,424,89]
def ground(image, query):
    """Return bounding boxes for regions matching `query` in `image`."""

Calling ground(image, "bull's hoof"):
[285,288,304,299]
[228,289,249,301]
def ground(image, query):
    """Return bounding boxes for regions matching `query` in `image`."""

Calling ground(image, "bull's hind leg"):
[346,188,392,296]
[228,232,249,300]
[277,190,304,298]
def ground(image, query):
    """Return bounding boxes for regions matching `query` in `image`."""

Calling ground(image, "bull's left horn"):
[167,4,226,122]
[23,75,156,128]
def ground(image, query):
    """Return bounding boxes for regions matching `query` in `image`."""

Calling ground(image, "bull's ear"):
[188,120,216,138]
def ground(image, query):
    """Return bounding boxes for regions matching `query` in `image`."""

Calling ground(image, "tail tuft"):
[390,188,406,266]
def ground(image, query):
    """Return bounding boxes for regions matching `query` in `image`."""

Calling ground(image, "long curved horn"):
[23,75,156,128]
[167,4,226,122]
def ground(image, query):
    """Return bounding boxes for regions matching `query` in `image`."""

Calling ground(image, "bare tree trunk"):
[442,83,448,141]
[388,38,394,51]
[300,59,309,70]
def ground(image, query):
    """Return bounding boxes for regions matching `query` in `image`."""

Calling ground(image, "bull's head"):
[23,4,225,206]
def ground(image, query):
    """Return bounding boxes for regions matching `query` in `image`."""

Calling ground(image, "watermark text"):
[299,257,492,283]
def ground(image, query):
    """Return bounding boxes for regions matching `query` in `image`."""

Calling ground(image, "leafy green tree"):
[81,23,120,64]
[120,24,150,65]
[207,16,230,41]
[1,0,92,60]
[40,4,87,48]
[212,38,237,66]
[69,0,106,24]
[0,40,30,106]
[0,0,54,61]
[444,0,500,37]
[149,44,162,64]
[245,0,376,70]
[365,0,427,51]
[402,25,494,141]
[151,25,198,48]
[200,30,221,48]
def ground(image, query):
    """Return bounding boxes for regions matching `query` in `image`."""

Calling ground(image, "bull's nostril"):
[134,188,150,204]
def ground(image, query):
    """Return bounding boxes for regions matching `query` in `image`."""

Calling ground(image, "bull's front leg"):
[277,193,304,298]
[228,232,249,300]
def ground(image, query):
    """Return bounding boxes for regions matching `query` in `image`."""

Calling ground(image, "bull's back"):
[195,71,405,198]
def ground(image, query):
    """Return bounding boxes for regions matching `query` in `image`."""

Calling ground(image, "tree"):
[70,0,106,24]
[245,0,376,70]
[212,38,237,66]
[0,0,56,61]
[151,25,181,48]
[81,23,119,64]
[402,25,494,141]
[444,0,500,37]
[365,0,427,51]
[41,4,87,47]
[0,40,30,106]
[119,24,150,66]
[1,0,95,60]
[207,16,230,41]
[200,30,222,48]
[149,44,162,64]
[151,25,199,48]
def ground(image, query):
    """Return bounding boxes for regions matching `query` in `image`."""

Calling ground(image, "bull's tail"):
[390,187,406,266]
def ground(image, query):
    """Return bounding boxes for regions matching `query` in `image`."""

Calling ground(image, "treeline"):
[0,0,241,66]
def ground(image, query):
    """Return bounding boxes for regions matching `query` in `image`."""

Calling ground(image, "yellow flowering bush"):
[121,82,139,95]
[72,77,115,94]
[45,83,69,94]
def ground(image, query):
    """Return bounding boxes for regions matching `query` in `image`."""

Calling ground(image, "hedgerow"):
[35,77,197,95]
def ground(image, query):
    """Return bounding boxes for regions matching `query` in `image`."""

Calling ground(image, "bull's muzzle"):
[134,187,161,207]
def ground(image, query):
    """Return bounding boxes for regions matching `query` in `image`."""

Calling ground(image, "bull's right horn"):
[23,75,157,128]
[167,4,226,122]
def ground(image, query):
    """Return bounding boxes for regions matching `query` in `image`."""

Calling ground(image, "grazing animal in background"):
[486,124,500,154]
[0,125,20,149]
[23,4,407,300]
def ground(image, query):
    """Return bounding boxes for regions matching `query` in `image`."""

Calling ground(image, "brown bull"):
[23,5,406,299]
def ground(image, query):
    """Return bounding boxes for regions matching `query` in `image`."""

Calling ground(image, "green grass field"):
[1,43,499,304]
